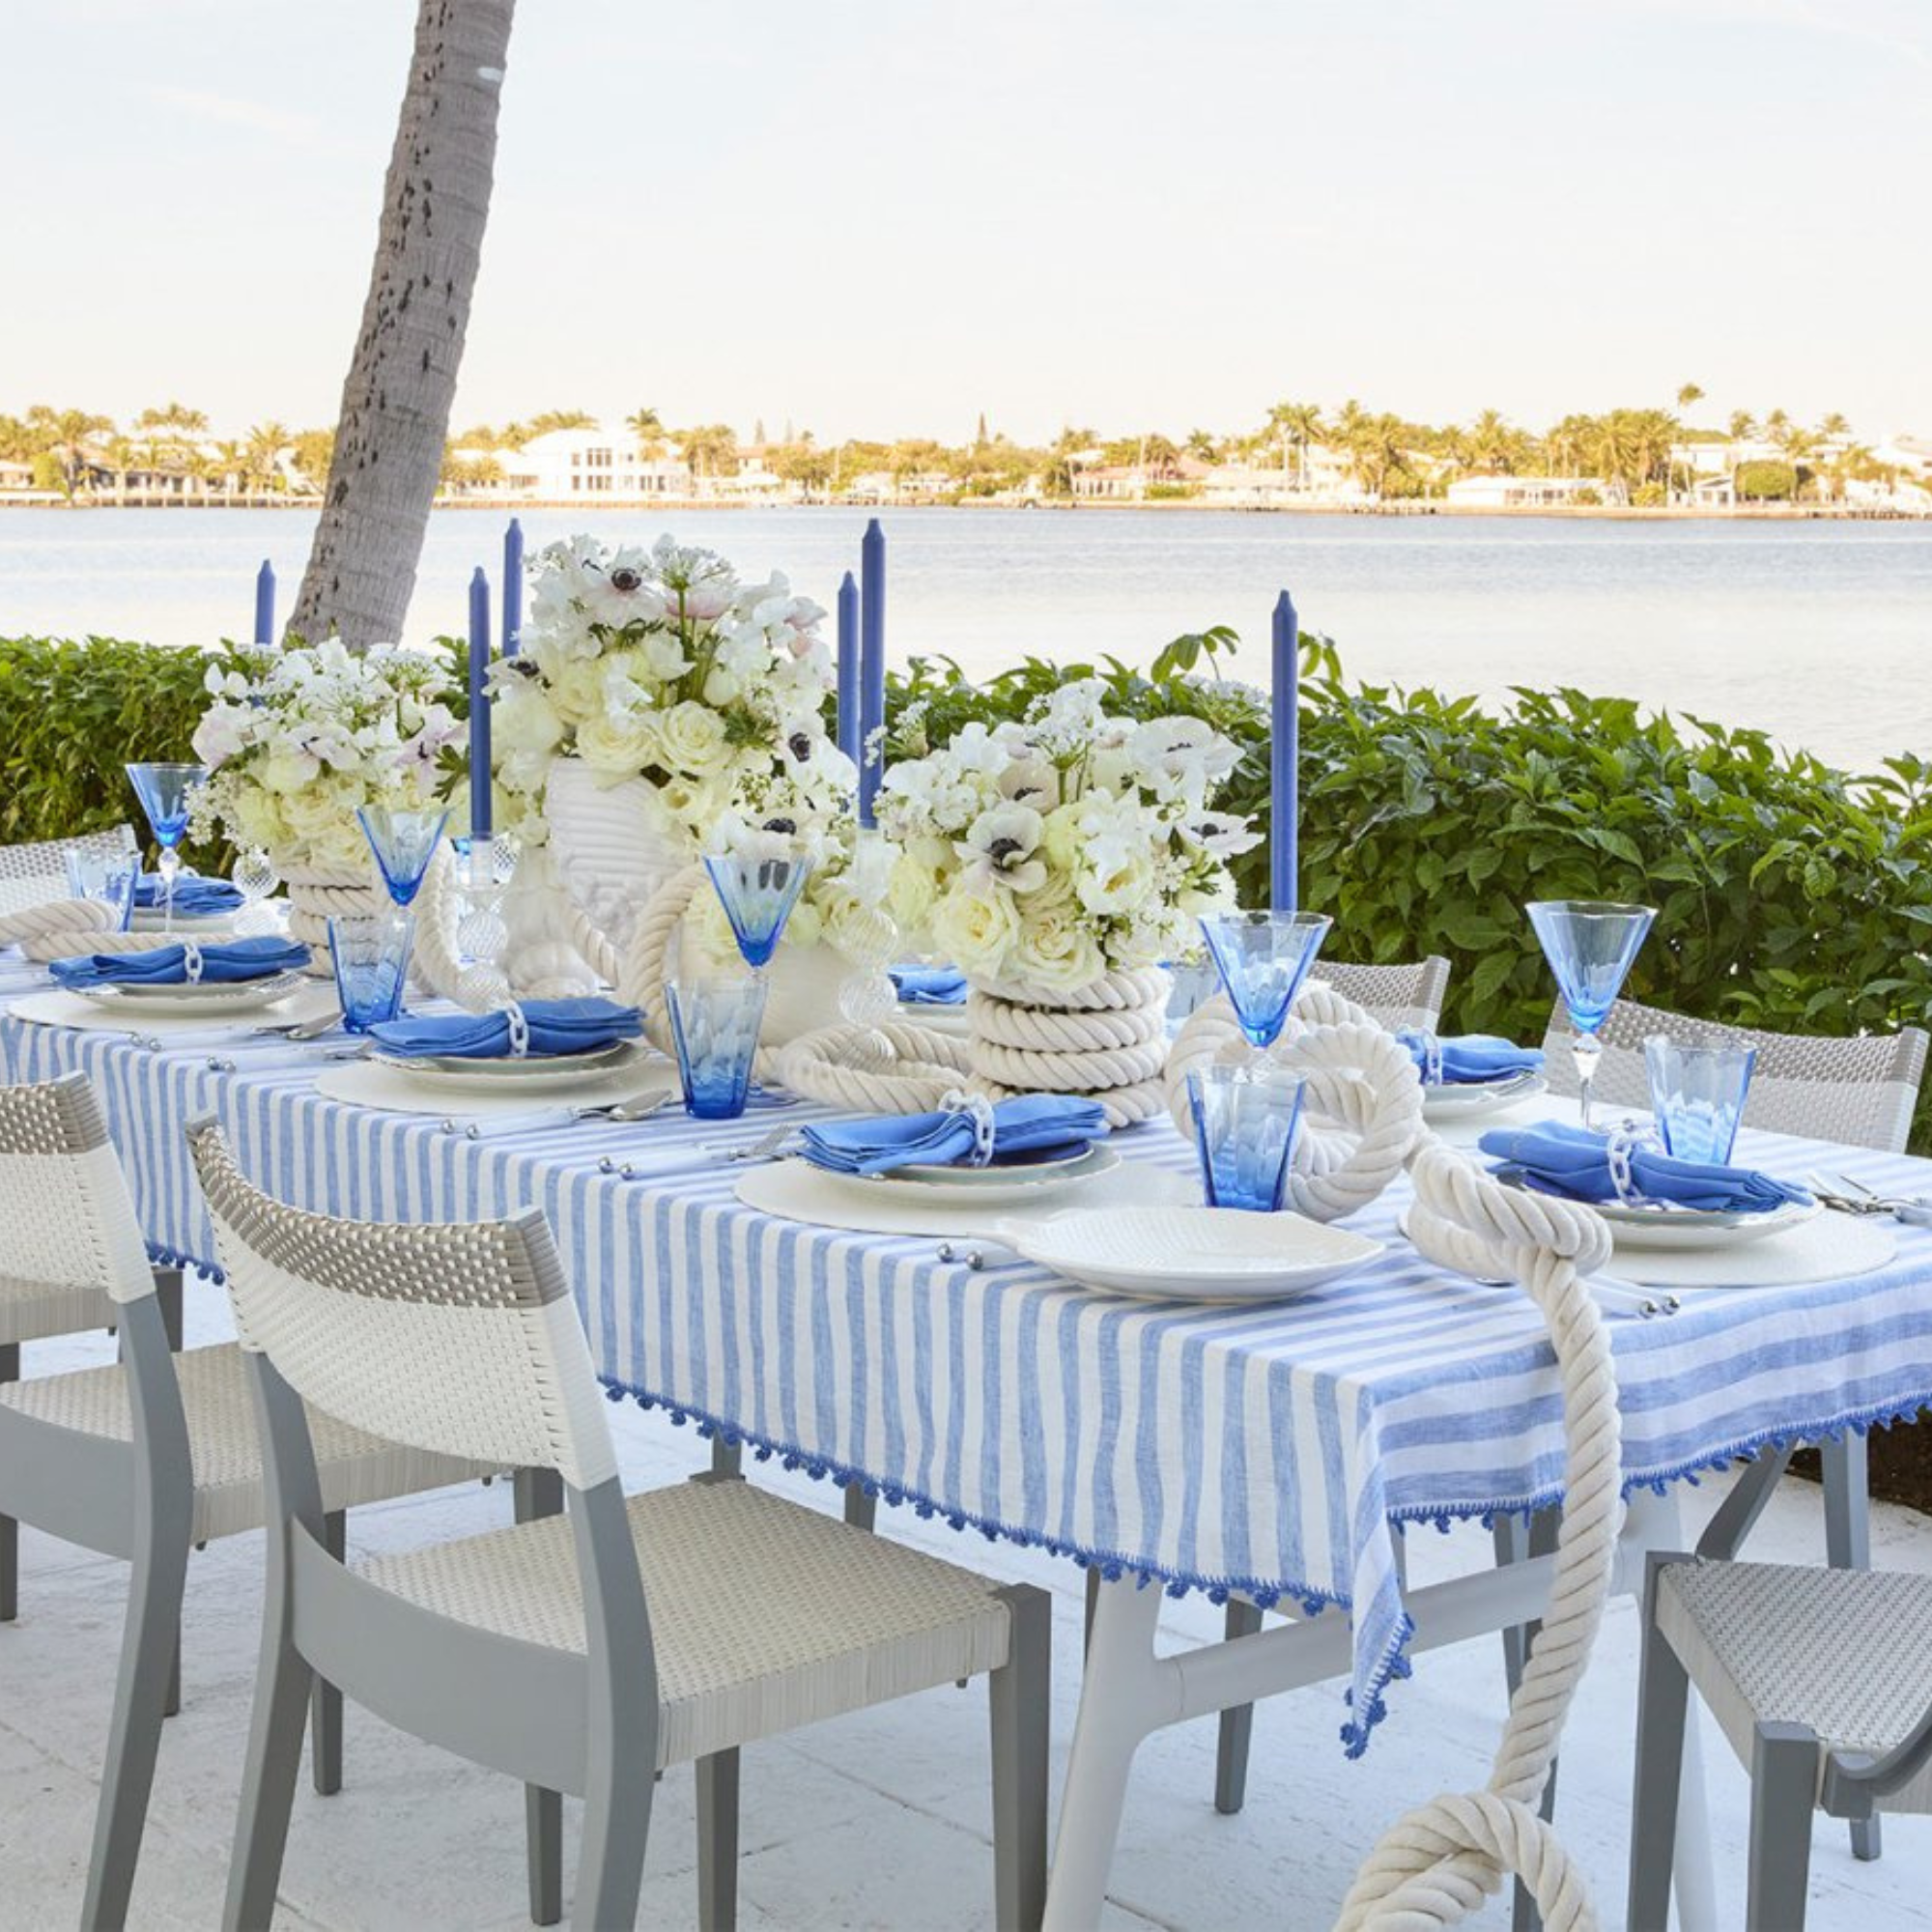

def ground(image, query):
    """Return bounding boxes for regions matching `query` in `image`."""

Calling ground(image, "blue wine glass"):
[357,806,449,909]
[704,852,812,971]
[125,762,208,935]
[1199,910,1333,1049]
[1526,899,1656,1130]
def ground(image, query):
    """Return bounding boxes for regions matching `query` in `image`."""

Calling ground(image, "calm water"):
[3,506,1928,770]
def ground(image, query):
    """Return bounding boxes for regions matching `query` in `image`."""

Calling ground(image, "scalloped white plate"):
[371,1038,648,1094]
[845,1143,1120,1208]
[1421,1068,1547,1122]
[73,973,305,1017]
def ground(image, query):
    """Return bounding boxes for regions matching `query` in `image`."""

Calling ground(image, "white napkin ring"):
[182,941,205,985]
[1606,1118,1662,1207]
[504,1001,531,1060]
[940,1087,997,1168]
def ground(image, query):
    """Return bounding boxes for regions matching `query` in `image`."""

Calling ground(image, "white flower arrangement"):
[188,640,466,873]
[874,679,1263,992]
[494,533,873,956]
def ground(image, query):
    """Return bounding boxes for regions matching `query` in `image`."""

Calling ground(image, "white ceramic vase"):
[544,758,689,964]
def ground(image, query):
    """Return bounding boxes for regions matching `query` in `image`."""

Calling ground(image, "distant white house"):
[492,427,693,501]
[1445,473,1605,508]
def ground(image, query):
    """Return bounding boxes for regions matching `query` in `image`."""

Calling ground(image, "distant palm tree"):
[1466,409,1521,475]
[1727,410,1756,441]
[245,420,292,494]
[677,423,739,485]
[1344,413,1407,500]
[1265,401,1325,488]
[1185,427,1219,462]
[1817,411,1850,440]
[25,405,111,499]
[625,406,667,458]
[1676,383,1704,414]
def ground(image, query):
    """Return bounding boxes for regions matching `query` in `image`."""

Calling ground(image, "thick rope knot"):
[0,897,179,961]
[1339,1135,1622,1932]
[1164,985,1425,1222]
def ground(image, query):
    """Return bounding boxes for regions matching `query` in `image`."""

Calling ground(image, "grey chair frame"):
[208,1154,1050,1932]
[1628,1445,1932,1929]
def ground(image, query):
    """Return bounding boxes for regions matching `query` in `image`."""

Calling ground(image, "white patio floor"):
[4,1294,1927,1930]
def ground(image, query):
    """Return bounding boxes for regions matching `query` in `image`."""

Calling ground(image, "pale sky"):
[4,0,1929,445]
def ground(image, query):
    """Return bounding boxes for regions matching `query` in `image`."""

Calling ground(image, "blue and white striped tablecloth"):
[7,955,1932,1753]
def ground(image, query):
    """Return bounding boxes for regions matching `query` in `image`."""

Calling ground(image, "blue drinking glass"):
[1644,1035,1755,1165]
[357,806,449,908]
[1526,899,1656,1131]
[667,977,768,1120]
[328,911,415,1032]
[1199,910,1333,1049]
[704,852,812,971]
[1187,1065,1307,1211]
[125,762,208,935]
[65,848,141,932]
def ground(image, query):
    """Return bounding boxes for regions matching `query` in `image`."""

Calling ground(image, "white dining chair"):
[1310,952,1452,1034]
[0,1073,487,1929]
[189,1120,1051,1932]
[0,824,137,916]
[1630,1447,1932,1930]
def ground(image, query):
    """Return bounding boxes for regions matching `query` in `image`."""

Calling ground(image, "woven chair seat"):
[1659,1558,1932,1810]
[361,1476,1015,1769]
[1310,956,1450,1035]
[0,1342,484,1543]
[0,1273,113,1349]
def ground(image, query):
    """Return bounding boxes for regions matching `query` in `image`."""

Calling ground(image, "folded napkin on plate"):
[800,1093,1108,1178]
[133,874,243,916]
[1411,1034,1544,1085]
[50,935,308,990]
[1479,1119,1808,1215]
[890,964,968,1006]
[369,996,643,1061]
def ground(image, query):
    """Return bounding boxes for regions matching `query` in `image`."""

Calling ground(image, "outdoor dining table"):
[7,957,1932,1929]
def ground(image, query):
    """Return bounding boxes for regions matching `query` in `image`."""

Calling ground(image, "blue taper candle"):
[252,559,275,645]
[858,519,887,825]
[1270,588,1298,912]
[469,567,494,843]
[836,570,861,772]
[502,518,525,656]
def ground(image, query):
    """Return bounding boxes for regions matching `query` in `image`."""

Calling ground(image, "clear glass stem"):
[1573,1030,1603,1132]
[157,846,180,936]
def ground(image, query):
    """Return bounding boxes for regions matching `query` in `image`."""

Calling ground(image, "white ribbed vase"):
[544,757,689,964]
[964,965,1172,1127]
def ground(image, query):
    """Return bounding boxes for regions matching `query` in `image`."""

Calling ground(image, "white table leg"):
[1042,1577,1170,1931]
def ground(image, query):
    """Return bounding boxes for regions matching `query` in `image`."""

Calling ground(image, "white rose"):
[493,685,566,760]
[259,748,319,794]
[930,885,1021,979]
[653,700,733,780]
[546,656,612,724]
[1012,904,1104,994]
[577,710,659,779]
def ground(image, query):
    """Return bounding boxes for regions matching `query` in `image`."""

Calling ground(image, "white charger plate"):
[370,1038,647,1094]
[1421,1068,1547,1122]
[73,973,305,1018]
[128,908,235,933]
[1595,1193,1822,1251]
[841,1143,1120,1208]
[1013,1205,1384,1305]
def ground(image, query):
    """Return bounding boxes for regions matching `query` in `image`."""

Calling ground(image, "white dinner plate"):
[1421,1068,1547,1122]
[1011,1205,1384,1304]
[1496,1168,1822,1251]
[370,1038,647,1094]
[73,973,305,1018]
[852,1143,1121,1208]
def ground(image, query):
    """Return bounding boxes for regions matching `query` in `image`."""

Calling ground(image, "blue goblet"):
[357,806,449,909]
[1199,911,1333,1049]
[1526,899,1656,1131]
[704,851,812,971]
[125,762,208,935]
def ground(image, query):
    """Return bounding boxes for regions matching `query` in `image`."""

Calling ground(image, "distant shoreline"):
[0,496,1924,523]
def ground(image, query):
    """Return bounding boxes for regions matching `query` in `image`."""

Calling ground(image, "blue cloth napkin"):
[133,874,243,916]
[369,997,643,1061]
[890,964,969,1006]
[800,1093,1108,1177]
[1411,1034,1545,1085]
[1479,1119,1808,1215]
[50,935,308,990]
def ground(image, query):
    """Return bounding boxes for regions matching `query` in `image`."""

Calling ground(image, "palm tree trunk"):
[291,0,516,645]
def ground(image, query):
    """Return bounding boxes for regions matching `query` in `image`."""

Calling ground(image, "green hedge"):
[9,630,1932,1148]
[893,632,1932,1150]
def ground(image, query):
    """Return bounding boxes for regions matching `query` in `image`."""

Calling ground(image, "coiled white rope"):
[1337,1136,1621,1931]
[0,898,180,961]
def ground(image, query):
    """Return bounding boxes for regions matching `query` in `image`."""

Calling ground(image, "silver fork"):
[711,1122,801,1164]
[441,1092,672,1141]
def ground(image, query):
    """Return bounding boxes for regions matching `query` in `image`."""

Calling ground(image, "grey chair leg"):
[573,1767,652,1932]
[1214,1599,1265,1815]
[155,1266,185,1353]
[0,1340,16,1624]
[1746,1722,1818,1932]
[696,1749,740,1931]
[1495,1509,1562,1932]
[990,1586,1050,1932]
[224,1599,315,1931]
[82,1527,192,1930]
[709,1435,742,1480]
[1627,1557,1691,1932]
[1820,1434,1881,1861]
[842,1482,877,1531]
[515,1467,566,1926]
[1082,1565,1099,1652]
[309,1510,346,1797]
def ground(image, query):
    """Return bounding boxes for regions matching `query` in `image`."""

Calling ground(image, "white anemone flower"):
[958,802,1048,895]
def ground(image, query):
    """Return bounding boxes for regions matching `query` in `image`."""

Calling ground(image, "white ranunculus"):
[930,884,1022,979]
